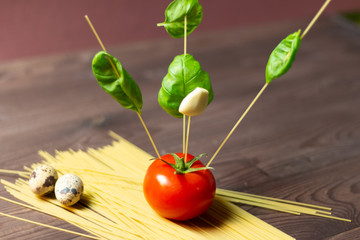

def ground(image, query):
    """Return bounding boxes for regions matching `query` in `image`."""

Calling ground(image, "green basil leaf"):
[265,30,302,83]
[158,54,213,118]
[158,0,203,38]
[92,51,143,114]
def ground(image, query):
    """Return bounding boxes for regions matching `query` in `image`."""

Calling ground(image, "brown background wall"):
[0,0,359,62]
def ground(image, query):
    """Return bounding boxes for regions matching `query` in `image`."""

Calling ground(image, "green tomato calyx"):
[159,153,213,174]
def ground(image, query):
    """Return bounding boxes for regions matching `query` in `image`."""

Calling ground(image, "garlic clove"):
[179,87,209,116]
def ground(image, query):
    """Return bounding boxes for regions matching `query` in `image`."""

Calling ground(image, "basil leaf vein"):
[158,54,213,118]
[92,51,143,114]
[265,30,302,83]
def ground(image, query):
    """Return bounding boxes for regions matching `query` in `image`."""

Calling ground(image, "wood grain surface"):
[0,16,360,239]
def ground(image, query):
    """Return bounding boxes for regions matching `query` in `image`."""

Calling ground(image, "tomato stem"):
[159,153,212,174]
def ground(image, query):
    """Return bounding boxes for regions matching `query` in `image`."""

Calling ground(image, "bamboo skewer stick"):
[85,15,160,159]
[182,15,192,161]
[301,0,332,39]
[183,117,186,153]
[207,83,269,167]
[184,15,187,56]
[207,0,332,167]
[183,15,188,154]
[137,112,161,159]
[184,116,191,162]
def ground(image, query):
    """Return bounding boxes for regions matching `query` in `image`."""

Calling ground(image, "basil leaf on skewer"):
[158,54,213,118]
[265,30,301,83]
[92,51,143,114]
[158,0,203,38]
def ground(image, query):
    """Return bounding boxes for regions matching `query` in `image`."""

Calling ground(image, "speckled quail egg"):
[29,164,58,195]
[55,174,83,206]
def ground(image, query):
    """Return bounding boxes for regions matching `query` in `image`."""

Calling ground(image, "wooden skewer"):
[301,0,332,39]
[183,15,190,158]
[85,15,161,159]
[183,117,186,153]
[206,0,332,167]
[137,112,161,159]
[207,83,269,167]
[184,15,187,56]
[183,15,188,154]
[184,116,191,163]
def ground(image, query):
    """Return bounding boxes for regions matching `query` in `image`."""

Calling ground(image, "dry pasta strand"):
[0,132,349,240]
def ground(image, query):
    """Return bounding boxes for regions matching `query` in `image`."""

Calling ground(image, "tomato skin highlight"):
[143,153,216,221]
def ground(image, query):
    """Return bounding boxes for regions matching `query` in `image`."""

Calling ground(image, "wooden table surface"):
[0,16,359,239]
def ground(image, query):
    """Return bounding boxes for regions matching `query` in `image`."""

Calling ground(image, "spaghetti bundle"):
[0,132,349,239]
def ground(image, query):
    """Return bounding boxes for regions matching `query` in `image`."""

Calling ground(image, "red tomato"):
[143,153,216,221]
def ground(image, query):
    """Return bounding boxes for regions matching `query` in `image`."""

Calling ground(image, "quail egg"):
[29,164,58,195]
[55,174,83,206]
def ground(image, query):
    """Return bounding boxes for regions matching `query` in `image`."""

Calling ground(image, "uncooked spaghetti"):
[0,132,349,239]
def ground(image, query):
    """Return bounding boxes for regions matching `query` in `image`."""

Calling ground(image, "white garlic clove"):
[55,174,84,206]
[29,165,58,196]
[179,87,209,116]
